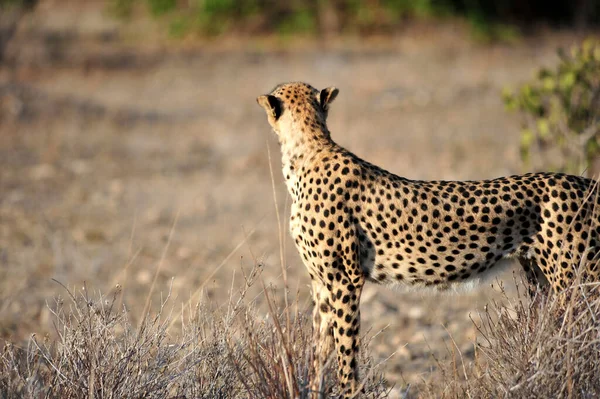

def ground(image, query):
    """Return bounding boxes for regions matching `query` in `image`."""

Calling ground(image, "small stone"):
[407,306,424,320]
[176,246,192,260]
[136,270,152,284]
[396,344,412,361]
[85,228,106,243]
[69,160,90,175]
[29,164,55,180]
[109,179,124,196]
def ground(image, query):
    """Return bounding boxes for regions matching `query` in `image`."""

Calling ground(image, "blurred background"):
[1,0,599,393]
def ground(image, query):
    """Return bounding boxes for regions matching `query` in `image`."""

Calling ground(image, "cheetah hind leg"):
[310,280,335,398]
[517,257,550,299]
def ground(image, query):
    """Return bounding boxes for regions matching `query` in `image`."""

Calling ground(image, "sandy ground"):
[0,3,586,395]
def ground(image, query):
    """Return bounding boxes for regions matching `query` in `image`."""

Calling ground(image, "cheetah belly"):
[357,217,525,290]
[366,244,512,290]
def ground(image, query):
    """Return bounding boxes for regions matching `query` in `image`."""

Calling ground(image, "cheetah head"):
[256,82,339,136]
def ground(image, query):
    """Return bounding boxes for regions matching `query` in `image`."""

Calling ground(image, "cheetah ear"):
[257,94,282,121]
[319,87,339,111]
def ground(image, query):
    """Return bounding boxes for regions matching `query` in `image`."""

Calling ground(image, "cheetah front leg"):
[329,273,364,398]
[299,221,365,396]
[310,279,335,398]
[517,257,550,298]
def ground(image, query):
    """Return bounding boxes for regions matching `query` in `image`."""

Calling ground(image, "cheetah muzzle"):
[257,81,600,398]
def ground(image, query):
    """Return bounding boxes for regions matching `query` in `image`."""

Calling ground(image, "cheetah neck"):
[278,120,334,199]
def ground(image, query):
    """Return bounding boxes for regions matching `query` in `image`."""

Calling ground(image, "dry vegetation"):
[2,266,599,398]
[424,277,600,398]
[0,263,390,398]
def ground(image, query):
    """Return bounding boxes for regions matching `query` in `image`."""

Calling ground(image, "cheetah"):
[256,82,600,397]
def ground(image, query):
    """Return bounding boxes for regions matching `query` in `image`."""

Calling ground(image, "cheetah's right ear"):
[319,87,339,112]
[257,95,282,121]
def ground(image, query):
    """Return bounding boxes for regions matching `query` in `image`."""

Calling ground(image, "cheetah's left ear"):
[319,87,339,112]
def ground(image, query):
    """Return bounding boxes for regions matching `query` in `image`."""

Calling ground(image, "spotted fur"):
[257,82,600,397]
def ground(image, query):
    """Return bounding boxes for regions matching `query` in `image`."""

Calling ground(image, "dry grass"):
[0,262,389,398]
[5,269,599,398]
[423,275,600,398]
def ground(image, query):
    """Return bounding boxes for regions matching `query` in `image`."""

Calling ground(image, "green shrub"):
[192,0,252,36]
[108,0,176,19]
[103,1,599,42]
[105,0,519,39]
[146,0,176,16]
[108,0,135,19]
[503,39,600,178]
[0,0,27,8]
[277,7,317,36]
